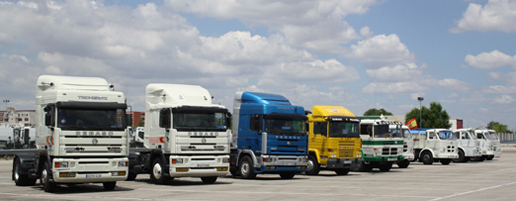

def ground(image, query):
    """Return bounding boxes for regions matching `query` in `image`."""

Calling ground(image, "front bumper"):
[52,157,128,183]
[168,155,230,177]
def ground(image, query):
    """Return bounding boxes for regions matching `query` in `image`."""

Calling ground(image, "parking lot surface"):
[1,147,515,201]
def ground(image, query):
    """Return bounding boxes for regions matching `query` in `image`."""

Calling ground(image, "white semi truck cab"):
[474,129,501,160]
[13,75,130,192]
[412,129,458,165]
[128,84,231,184]
[452,129,482,162]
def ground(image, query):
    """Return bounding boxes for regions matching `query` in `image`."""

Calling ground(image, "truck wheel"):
[379,163,392,172]
[13,158,36,186]
[201,176,218,184]
[352,161,372,172]
[334,169,349,175]
[126,172,137,181]
[41,161,56,192]
[229,167,239,177]
[103,182,116,190]
[486,155,494,160]
[150,158,169,184]
[305,155,320,175]
[279,173,296,179]
[397,160,410,168]
[238,156,256,179]
[440,159,452,165]
[454,150,465,163]
[421,152,433,165]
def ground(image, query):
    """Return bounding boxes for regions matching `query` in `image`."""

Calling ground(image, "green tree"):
[137,119,144,127]
[487,121,512,133]
[363,108,393,116]
[405,102,451,129]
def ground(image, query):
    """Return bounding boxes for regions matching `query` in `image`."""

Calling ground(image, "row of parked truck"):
[11,75,502,192]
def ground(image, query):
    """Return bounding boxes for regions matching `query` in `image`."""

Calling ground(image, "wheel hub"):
[153,163,162,180]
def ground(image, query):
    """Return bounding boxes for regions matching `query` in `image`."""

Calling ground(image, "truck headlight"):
[356,154,362,158]
[118,161,128,167]
[331,154,337,158]
[55,161,68,168]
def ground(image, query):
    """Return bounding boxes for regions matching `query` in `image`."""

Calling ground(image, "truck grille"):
[382,148,398,156]
[338,141,355,158]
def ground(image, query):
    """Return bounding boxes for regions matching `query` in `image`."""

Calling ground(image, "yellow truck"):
[305,106,362,175]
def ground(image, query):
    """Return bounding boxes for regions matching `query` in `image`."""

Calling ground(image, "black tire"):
[305,155,320,175]
[41,161,56,192]
[486,155,494,160]
[238,156,256,179]
[421,152,433,165]
[103,182,116,190]
[13,159,36,186]
[126,172,137,181]
[440,159,452,165]
[379,163,392,172]
[279,173,296,179]
[150,158,169,184]
[351,161,372,172]
[201,176,218,184]
[334,169,349,175]
[230,167,239,177]
[454,149,466,163]
[397,160,410,168]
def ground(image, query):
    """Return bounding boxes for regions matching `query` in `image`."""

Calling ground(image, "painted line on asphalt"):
[137,188,437,199]
[429,181,516,201]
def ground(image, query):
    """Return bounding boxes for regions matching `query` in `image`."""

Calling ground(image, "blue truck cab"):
[230,92,308,179]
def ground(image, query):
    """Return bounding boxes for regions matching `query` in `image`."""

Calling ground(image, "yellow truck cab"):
[305,106,362,175]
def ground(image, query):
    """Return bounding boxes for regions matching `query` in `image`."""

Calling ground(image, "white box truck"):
[128,84,231,184]
[12,75,130,192]
[474,129,502,160]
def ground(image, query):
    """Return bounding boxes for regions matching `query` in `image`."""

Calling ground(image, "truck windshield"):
[264,118,306,136]
[328,121,359,138]
[58,108,126,131]
[438,131,455,140]
[374,125,402,138]
[388,126,411,138]
[173,112,228,131]
[487,132,498,140]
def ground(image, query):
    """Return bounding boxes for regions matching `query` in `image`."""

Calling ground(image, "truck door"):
[427,131,438,151]
[312,122,327,158]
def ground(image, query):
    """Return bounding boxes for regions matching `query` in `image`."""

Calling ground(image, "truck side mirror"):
[159,108,171,129]
[44,104,54,127]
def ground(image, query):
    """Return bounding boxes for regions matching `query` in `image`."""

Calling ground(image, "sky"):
[1,0,515,129]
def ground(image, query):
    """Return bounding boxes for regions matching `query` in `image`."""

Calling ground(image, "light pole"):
[417,97,424,128]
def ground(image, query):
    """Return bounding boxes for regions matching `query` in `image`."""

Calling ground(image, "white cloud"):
[360,26,373,38]
[464,50,516,69]
[451,0,516,33]
[363,82,428,94]
[481,85,516,94]
[164,0,378,53]
[366,63,424,82]
[493,95,514,104]
[347,34,416,67]
[263,59,360,83]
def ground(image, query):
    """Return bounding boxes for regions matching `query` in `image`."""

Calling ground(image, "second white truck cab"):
[128,84,231,184]
[389,125,414,168]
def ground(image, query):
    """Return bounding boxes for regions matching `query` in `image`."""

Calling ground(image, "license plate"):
[197,164,210,167]
[387,158,397,161]
[343,161,352,164]
[85,174,102,178]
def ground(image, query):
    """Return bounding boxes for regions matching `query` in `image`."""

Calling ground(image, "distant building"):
[449,118,464,130]
[127,111,145,127]
[0,107,36,126]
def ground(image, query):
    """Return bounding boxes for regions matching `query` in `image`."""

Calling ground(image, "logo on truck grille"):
[92,138,98,145]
